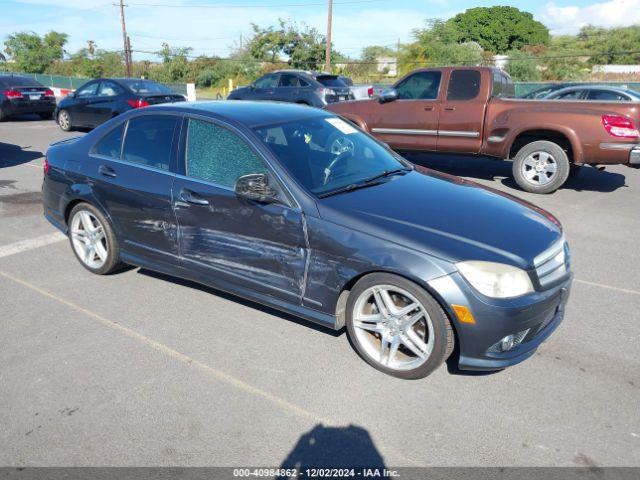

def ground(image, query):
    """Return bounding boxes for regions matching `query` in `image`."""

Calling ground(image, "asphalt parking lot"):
[1,115,639,468]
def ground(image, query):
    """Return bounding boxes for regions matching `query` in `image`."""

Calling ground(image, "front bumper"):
[429,271,572,371]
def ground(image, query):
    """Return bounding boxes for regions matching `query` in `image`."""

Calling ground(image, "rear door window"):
[93,124,125,158]
[98,81,123,97]
[121,115,178,170]
[556,90,584,100]
[279,74,301,87]
[395,71,441,100]
[185,118,267,188]
[447,70,481,101]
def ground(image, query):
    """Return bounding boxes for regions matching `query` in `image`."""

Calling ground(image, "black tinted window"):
[395,72,441,100]
[279,74,301,87]
[186,119,267,187]
[447,70,481,101]
[122,116,177,170]
[316,76,347,87]
[93,124,124,158]
[587,90,626,101]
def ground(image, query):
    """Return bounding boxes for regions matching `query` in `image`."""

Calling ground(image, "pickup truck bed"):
[326,66,640,193]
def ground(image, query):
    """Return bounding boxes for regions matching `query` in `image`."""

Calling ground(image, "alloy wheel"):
[352,285,435,371]
[58,110,70,130]
[70,210,108,269]
[521,151,558,186]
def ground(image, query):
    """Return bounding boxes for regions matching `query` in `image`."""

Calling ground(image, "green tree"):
[3,31,67,73]
[450,7,549,53]
[505,49,541,81]
[246,19,340,70]
[361,45,395,62]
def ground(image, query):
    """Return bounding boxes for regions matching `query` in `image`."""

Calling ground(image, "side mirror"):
[67,91,76,98]
[235,173,279,203]
[249,84,256,90]
[379,88,398,104]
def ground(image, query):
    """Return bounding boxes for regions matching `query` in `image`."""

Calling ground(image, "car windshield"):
[253,115,409,196]
[121,80,172,94]
[316,76,348,88]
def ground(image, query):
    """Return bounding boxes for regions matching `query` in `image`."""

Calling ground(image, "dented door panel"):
[173,178,307,302]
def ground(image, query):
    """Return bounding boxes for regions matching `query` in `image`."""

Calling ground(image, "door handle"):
[98,165,117,178]
[444,106,456,111]
[424,106,434,111]
[180,188,209,206]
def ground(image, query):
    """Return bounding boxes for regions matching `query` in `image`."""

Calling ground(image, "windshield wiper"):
[360,166,413,184]
[317,167,412,199]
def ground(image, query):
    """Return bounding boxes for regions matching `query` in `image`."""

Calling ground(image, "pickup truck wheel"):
[513,141,570,194]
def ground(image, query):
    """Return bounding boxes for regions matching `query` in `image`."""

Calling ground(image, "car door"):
[249,74,279,101]
[369,70,442,151]
[274,73,301,102]
[437,69,484,154]
[172,115,307,303]
[70,81,100,125]
[88,113,181,266]
[83,81,125,125]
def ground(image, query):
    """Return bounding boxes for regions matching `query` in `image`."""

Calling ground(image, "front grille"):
[534,236,570,289]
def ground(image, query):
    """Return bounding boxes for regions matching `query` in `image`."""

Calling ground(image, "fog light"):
[489,329,530,353]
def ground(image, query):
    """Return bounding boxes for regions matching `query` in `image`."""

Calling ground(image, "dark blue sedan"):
[42,101,572,379]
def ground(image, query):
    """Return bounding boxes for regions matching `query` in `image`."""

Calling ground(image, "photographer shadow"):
[277,424,385,479]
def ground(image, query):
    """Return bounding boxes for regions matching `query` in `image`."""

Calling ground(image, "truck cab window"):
[395,72,442,100]
[447,70,481,101]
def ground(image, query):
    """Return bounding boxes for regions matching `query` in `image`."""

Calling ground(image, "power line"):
[122,0,387,8]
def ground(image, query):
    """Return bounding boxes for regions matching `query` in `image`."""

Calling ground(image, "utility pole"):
[118,0,132,77]
[325,0,332,73]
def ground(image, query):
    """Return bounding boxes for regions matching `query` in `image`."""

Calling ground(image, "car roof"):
[550,85,640,97]
[151,100,331,128]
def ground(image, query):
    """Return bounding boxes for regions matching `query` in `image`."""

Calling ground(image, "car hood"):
[316,167,562,269]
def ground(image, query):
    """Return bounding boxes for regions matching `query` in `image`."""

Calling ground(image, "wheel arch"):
[508,128,583,165]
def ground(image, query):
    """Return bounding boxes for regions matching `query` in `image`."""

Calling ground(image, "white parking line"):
[575,279,640,297]
[0,232,66,259]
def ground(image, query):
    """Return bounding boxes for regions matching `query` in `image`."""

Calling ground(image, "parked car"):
[42,101,572,379]
[339,75,374,100]
[519,83,586,99]
[0,74,56,121]
[544,85,640,101]
[326,66,640,194]
[227,70,354,107]
[55,78,185,131]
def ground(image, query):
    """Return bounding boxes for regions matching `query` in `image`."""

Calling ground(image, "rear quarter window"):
[93,124,125,158]
[316,76,347,87]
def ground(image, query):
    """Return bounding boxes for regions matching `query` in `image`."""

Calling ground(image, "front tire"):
[512,140,570,194]
[57,109,72,131]
[346,273,454,380]
[68,203,123,275]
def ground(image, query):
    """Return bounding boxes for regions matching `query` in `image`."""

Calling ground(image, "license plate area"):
[29,94,41,100]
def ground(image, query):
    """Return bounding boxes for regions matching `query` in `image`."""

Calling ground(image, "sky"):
[2,0,640,61]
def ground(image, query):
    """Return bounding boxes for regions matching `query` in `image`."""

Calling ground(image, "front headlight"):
[456,261,534,299]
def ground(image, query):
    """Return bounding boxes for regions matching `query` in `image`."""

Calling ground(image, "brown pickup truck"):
[326,66,640,193]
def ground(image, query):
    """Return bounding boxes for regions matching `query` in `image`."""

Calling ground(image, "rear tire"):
[346,273,453,380]
[68,203,124,275]
[512,140,570,194]
[57,109,72,131]
[0,108,6,122]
